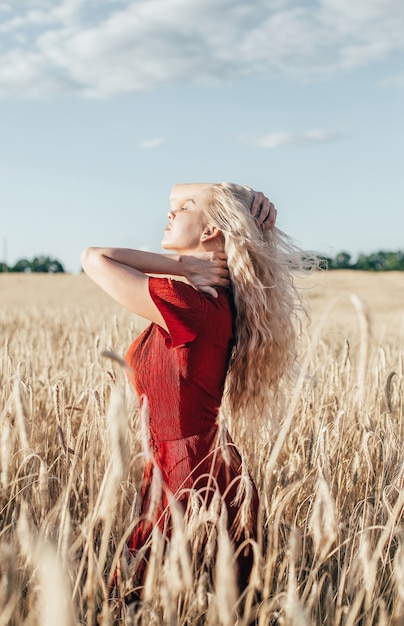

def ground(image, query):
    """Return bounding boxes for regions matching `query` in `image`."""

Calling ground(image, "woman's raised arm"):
[81,247,229,326]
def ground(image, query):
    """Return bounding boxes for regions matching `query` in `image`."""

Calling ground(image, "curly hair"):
[203,183,316,424]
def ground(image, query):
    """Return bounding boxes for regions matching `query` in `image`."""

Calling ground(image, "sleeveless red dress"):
[125,277,258,590]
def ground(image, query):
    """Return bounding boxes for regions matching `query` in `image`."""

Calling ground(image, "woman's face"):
[161,191,208,253]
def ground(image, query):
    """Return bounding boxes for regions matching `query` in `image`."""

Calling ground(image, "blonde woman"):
[81,182,303,597]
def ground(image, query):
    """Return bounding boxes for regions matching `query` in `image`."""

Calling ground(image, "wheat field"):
[0,271,403,625]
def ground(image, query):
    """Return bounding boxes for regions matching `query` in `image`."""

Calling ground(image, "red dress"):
[125,277,258,590]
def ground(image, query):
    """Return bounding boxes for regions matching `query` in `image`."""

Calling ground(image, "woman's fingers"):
[210,251,229,276]
[250,192,277,230]
[250,192,265,218]
[184,251,229,294]
[213,266,230,283]
[211,251,228,263]
[198,285,219,298]
[262,201,277,230]
[198,276,230,297]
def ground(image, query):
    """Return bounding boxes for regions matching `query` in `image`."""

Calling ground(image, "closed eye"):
[182,198,195,210]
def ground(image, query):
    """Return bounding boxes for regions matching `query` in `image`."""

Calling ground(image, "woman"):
[82,182,302,598]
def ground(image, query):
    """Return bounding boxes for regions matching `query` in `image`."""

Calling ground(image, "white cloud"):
[0,0,403,98]
[0,0,83,32]
[244,130,338,149]
[137,137,164,150]
[0,49,64,98]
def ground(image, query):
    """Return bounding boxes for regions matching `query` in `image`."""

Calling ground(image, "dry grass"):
[1,271,403,625]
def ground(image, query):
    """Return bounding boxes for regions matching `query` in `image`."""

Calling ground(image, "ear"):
[200,225,222,242]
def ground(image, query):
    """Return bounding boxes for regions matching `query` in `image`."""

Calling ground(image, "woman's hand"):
[180,251,230,298]
[250,191,277,230]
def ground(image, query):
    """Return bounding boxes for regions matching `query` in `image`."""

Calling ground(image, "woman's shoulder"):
[147,277,208,347]
[148,277,233,344]
[149,276,203,302]
[149,276,232,309]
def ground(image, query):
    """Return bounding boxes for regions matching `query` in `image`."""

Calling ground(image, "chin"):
[161,239,173,251]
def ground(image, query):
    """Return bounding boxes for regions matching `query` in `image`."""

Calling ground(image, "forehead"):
[191,187,211,210]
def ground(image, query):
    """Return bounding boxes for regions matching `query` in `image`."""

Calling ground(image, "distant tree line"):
[1,251,404,274]
[318,250,404,271]
[0,256,65,273]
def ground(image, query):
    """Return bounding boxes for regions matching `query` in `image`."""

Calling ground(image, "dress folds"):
[124,277,259,591]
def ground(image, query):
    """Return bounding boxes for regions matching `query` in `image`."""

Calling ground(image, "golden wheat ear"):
[2,272,404,625]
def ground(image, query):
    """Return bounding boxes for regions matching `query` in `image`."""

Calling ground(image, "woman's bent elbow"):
[81,247,98,273]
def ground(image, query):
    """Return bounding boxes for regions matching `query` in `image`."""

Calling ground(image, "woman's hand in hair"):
[250,192,277,230]
[180,251,230,298]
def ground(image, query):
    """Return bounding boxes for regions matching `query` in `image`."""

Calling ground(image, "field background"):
[3,269,403,337]
[1,271,403,625]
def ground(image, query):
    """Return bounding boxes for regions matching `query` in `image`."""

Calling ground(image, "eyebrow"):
[185,198,196,204]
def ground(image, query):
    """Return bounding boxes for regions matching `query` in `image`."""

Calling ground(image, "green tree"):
[354,251,404,271]
[334,252,352,269]
[11,258,32,272]
[10,256,65,273]
[30,256,64,273]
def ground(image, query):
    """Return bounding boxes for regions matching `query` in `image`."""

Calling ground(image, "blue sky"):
[0,0,403,272]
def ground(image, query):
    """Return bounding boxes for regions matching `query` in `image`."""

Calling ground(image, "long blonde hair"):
[204,183,315,424]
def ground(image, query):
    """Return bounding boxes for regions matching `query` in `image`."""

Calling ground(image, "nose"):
[168,209,176,220]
